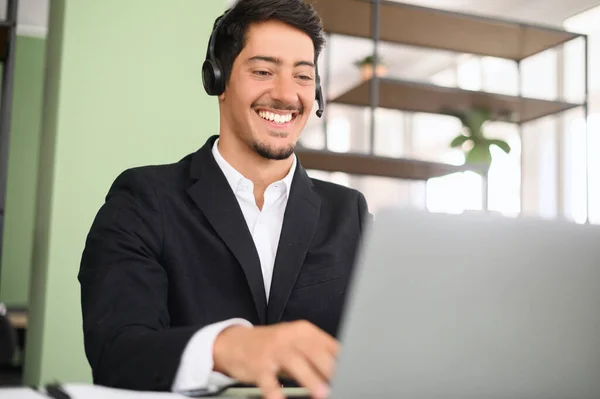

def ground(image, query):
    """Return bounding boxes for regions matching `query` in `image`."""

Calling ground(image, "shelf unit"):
[0,0,18,280]
[296,148,488,181]
[305,0,589,210]
[330,77,582,125]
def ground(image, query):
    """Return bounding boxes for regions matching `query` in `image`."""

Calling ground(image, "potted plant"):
[442,107,511,173]
[354,55,387,80]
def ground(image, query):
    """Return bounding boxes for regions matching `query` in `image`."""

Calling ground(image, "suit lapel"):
[186,136,267,324]
[267,166,321,324]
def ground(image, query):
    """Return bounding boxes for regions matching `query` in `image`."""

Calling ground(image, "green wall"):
[0,36,46,307]
[23,0,226,386]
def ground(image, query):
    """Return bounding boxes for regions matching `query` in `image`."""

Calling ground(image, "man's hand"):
[213,320,338,399]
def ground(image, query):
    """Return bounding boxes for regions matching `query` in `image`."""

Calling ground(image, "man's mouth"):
[256,109,298,127]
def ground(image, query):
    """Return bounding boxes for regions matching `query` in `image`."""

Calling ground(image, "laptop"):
[327,207,600,399]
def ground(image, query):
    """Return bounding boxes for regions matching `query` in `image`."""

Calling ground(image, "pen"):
[44,383,71,399]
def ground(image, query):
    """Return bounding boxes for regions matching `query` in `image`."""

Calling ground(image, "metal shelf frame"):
[312,0,589,215]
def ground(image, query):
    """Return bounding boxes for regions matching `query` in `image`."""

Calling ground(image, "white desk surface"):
[0,386,310,398]
[219,387,308,397]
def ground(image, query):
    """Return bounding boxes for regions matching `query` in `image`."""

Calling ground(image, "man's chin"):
[252,140,295,161]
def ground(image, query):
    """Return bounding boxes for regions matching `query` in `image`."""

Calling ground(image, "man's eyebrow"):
[245,56,315,68]
[295,60,315,68]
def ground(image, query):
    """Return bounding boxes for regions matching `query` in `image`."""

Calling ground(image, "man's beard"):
[252,140,295,160]
[249,98,302,160]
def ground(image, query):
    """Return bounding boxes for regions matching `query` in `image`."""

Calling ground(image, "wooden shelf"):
[329,77,582,124]
[296,149,486,181]
[313,0,583,61]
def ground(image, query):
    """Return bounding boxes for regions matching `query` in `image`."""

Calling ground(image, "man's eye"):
[298,75,313,81]
[254,70,271,76]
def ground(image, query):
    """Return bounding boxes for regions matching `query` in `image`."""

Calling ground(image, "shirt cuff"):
[171,318,253,393]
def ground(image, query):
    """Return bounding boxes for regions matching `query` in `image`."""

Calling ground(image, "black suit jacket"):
[78,135,370,391]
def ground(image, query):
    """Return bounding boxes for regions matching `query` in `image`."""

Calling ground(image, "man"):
[78,1,370,398]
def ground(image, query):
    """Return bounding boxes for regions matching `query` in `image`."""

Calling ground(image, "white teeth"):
[258,111,293,124]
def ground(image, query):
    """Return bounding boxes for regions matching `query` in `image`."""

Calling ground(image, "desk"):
[7,309,27,329]
[219,387,308,397]
[0,386,310,398]
[5,308,27,359]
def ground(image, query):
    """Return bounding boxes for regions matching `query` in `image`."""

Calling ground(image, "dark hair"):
[211,0,326,85]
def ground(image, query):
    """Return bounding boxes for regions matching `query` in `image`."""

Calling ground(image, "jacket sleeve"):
[357,191,373,232]
[78,168,199,391]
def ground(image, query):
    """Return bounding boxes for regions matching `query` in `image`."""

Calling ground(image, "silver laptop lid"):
[332,208,600,399]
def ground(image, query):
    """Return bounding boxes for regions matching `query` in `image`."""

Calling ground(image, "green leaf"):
[354,54,384,66]
[465,144,492,165]
[450,134,470,148]
[489,139,511,154]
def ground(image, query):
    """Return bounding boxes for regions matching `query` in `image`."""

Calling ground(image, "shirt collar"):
[212,137,296,196]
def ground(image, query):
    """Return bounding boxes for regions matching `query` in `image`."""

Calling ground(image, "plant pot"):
[360,64,387,80]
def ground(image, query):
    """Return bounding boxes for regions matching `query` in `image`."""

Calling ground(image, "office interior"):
[0,0,599,390]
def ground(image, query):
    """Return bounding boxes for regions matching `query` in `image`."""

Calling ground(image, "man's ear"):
[218,81,227,101]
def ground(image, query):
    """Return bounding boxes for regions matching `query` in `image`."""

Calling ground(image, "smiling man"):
[78,1,370,399]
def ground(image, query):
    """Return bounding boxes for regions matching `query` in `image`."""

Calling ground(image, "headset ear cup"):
[213,61,224,95]
[202,59,224,96]
[202,60,215,95]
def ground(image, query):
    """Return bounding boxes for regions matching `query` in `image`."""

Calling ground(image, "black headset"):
[202,7,325,118]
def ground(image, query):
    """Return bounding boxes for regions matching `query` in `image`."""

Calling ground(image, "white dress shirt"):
[171,138,297,393]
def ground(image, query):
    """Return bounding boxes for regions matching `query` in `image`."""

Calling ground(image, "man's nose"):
[271,75,298,106]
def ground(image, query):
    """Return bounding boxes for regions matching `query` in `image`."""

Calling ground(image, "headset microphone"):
[315,65,324,118]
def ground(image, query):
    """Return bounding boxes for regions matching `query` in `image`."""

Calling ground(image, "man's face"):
[219,20,317,160]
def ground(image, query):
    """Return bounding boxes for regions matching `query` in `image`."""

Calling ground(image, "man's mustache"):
[252,99,303,114]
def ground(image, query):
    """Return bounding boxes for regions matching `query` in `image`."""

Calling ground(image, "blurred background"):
[0,0,598,390]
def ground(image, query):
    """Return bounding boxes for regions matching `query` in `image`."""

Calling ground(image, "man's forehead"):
[244,20,314,50]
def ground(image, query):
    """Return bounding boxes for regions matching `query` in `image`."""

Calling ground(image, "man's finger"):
[294,335,337,381]
[281,351,329,399]
[324,335,340,356]
[306,328,339,356]
[303,347,336,381]
[257,372,284,399]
